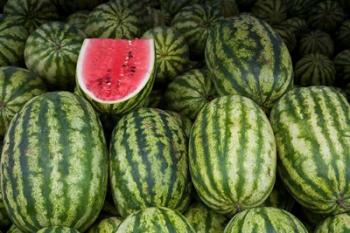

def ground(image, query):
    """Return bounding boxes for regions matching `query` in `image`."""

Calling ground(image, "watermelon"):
[164,69,216,120]
[335,50,350,85]
[88,217,122,233]
[263,176,295,211]
[295,53,336,86]
[298,30,334,58]
[307,1,345,32]
[0,19,28,67]
[7,225,23,233]
[171,4,223,56]
[116,207,195,233]
[109,108,191,217]
[159,0,198,17]
[3,0,59,33]
[0,67,46,137]
[1,91,108,232]
[66,11,90,31]
[24,22,85,90]
[270,86,350,215]
[37,227,80,233]
[251,0,287,25]
[184,202,227,233]
[205,14,293,110]
[286,0,317,18]
[0,180,10,228]
[76,38,155,116]
[143,27,190,83]
[224,207,308,232]
[337,20,350,50]
[110,0,150,20]
[84,2,140,39]
[200,0,239,18]
[144,8,171,28]
[316,213,350,233]
[272,26,296,52]
[189,95,276,215]
[165,110,193,140]
[302,208,327,229]
[279,17,308,37]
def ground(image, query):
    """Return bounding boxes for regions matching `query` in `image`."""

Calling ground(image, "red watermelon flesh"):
[77,38,155,103]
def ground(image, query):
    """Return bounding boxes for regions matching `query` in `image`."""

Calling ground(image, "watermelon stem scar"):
[76,38,155,104]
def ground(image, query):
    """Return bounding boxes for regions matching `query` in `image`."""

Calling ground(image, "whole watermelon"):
[270,86,350,215]
[189,95,276,215]
[24,22,85,90]
[88,217,122,233]
[298,31,334,58]
[251,0,287,25]
[37,227,79,233]
[0,19,28,67]
[66,11,90,31]
[4,0,59,33]
[205,14,293,110]
[110,108,191,217]
[224,207,308,232]
[0,67,47,137]
[316,213,350,233]
[1,92,108,232]
[116,207,195,233]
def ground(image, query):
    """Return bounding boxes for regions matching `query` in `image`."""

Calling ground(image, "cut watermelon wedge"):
[76,38,155,114]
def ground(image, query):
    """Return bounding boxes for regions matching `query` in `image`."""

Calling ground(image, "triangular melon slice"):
[76,38,155,115]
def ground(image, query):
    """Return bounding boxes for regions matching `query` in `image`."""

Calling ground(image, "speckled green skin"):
[316,213,350,233]
[36,227,80,233]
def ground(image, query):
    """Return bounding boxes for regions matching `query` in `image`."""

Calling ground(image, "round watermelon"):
[4,0,59,33]
[143,26,190,83]
[110,108,191,218]
[37,227,80,233]
[184,202,227,233]
[205,14,293,110]
[224,207,308,232]
[24,22,85,90]
[75,38,155,116]
[334,50,350,85]
[315,213,350,233]
[298,30,334,58]
[171,4,223,55]
[189,95,276,215]
[307,1,345,32]
[1,92,108,232]
[251,0,287,25]
[200,0,239,18]
[0,19,28,67]
[88,217,122,233]
[116,207,195,233]
[85,2,140,39]
[295,53,336,86]
[270,86,350,215]
[66,11,89,31]
[164,69,216,120]
[0,67,46,137]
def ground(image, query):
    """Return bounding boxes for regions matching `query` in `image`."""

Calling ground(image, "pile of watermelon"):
[0,0,349,232]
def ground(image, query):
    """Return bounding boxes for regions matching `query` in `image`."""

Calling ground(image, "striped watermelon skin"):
[88,217,122,233]
[298,31,334,58]
[165,110,193,140]
[205,15,293,110]
[0,19,28,67]
[337,20,350,49]
[1,92,108,232]
[286,0,317,18]
[24,22,85,90]
[335,50,350,85]
[110,108,191,218]
[189,96,277,215]
[66,11,89,31]
[7,225,23,233]
[171,4,223,55]
[184,202,227,233]
[0,187,10,227]
[295,53,336,86]
[110,0,150,20]
[143,27,190,83]
[270,86,350,215]
[307,1,345,32]
[37,227,80,233]
[251,0,287,25]
[263,176,295,211]
[272,26,296,52]
[316,213,350,233]
[200,0,239,18]
[224,207,308,233]
[159,0,199,16]
[116,207,195,233]
[3,0,59,33]
[0,67,46,137]
[164,69,217,120]
[280,17,308,36]
[85,2,140,39]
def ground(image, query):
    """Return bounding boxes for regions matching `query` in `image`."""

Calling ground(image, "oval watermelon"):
[116,207,195,233]
[270,86,350,215]
[189,95,276,215]
[110,108,191,217]
[37,227,80,233]
[315,213,350,233]
[1,92,108,232]
[205,14,293,110]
